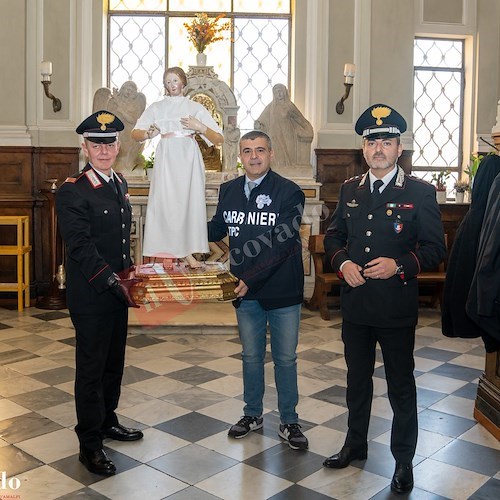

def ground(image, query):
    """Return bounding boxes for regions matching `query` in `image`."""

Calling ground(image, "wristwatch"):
[395,259,404,276]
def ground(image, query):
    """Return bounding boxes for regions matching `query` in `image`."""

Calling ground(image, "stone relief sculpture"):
[185,65,239,172]
[93,81,147,175]
[255,83,314,168]
[224,123,241,170]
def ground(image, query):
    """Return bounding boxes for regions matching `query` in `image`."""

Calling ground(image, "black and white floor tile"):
[0,304,499,499]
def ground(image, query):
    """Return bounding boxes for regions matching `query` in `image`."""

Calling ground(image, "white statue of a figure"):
[255,83,314,168]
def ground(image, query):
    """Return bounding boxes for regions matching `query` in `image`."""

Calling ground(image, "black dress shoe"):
[391,462,414,494]
[79,448,116,476]
[102,423,144,441]
[323,445,368,469]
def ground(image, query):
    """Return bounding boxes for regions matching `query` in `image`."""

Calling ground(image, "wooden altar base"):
[474,351,500,440]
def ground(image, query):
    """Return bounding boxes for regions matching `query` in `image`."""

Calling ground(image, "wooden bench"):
[304,234,446,320]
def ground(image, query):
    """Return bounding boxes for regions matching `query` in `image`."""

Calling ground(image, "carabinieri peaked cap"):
[355,104,407,139]
[76,110,124,144]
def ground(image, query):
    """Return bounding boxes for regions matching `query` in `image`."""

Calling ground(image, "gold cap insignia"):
[371,106,391,126]
[96,112,115,131]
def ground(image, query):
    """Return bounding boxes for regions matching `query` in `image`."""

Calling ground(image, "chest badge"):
[347,199,358,208]
[386,209,393,216]
[394,222,403,234]
[255,194,272,209]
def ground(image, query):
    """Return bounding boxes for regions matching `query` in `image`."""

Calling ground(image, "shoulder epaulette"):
[63,172,85,184]
[344,175,362,184]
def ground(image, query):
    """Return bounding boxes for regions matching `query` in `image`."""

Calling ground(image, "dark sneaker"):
[228,416,263,438]
[279,423,308,450]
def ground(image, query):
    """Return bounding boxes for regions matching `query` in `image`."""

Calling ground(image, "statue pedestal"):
[272,165,313,179]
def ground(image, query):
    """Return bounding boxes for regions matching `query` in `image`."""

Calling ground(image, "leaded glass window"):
[108,0,291,132]
[413,37,465,190]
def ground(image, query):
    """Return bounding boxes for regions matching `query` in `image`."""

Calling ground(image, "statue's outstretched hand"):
[146,124,160,140]
[181,115,207,134]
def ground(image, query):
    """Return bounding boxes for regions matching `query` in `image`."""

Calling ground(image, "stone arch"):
[185,66,240,171]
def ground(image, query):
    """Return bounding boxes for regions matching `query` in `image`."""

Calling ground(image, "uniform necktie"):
[247,181,257,198]
[109,176,118,196]
[372,179,384,201]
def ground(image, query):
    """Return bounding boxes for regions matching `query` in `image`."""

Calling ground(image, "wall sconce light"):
[336,63,356,114]
[40,61,62,112]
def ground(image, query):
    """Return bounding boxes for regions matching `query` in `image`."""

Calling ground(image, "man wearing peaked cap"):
[76,109,125,143]
[355,103,407,139]
[56,110,143,476]
[323,104,446,494]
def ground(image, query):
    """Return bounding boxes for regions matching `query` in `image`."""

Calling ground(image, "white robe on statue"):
[136,95,222,258]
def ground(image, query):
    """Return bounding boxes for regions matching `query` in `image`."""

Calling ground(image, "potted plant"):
[454,179,470,203]
[431,170,450,203]
[135,152,155,178]
[464,153,483,188]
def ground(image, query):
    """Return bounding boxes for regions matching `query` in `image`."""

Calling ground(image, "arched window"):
[108,0,291,132]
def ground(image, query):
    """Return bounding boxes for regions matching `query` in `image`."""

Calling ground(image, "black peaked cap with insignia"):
[355,103,407,140]
[76,110,124,144]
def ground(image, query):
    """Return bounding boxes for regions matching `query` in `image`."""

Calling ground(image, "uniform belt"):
[161,132,196,139]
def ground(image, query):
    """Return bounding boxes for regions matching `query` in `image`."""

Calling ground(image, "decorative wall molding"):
[0,127,32,147]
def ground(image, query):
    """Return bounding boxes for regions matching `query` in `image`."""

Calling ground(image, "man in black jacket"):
[56,111,143,476]
[208,130,308,450]
[323,104,446,493]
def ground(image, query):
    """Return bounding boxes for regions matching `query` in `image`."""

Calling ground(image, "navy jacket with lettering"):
[208,170,305,310]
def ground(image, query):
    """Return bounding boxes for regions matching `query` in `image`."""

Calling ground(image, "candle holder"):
[336,63,356,115]
[40,60,62,113]
[36,179,66,310]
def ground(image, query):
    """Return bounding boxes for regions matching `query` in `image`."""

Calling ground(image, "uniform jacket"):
[56,164,133,314]
[325,166,446,327]
[208,169,305,310]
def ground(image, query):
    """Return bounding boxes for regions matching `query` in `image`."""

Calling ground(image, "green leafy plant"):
[134,151,155,171]
[464,153,483,183]
[431,170,451,191]
[464,152,496,185]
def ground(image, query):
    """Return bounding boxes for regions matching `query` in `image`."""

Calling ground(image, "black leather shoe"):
[323,445,368,469]
[79,448,116,476]
[102,424,144,441]
[391,462,414,494]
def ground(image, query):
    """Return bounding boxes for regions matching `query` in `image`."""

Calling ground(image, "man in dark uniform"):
[56,111,143,476]
[323,104,446,493]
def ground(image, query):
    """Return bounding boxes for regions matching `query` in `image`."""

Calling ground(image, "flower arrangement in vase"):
[184,13,231,65]
[454,179,470,203]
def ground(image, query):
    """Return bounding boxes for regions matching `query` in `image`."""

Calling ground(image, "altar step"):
[128,301,238,335]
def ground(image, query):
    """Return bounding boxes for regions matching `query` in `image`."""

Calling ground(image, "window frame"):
[106,3,293,126]
[412,36,466,179]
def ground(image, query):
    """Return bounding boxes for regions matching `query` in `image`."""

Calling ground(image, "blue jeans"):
[236,300,301,424]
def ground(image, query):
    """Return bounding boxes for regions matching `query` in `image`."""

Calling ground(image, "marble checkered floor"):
[0,304,499,499]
